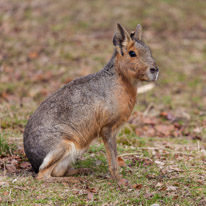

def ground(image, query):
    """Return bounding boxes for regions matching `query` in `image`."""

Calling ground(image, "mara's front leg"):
[102,129,120,180]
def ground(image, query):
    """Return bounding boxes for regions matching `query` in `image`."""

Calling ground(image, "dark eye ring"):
[129,51,136,57]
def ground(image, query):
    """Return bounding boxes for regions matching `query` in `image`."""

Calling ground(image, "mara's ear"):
[130,24,142,41]
[113,23,131,49]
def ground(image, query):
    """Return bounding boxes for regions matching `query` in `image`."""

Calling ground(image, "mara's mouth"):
[146,71,159,82]
[141,74,159,82]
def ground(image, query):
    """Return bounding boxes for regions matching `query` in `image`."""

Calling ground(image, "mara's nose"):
[150,67,159,74]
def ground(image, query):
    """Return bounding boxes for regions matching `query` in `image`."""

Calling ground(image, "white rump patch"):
[39,149,62,171]
[66,142,85,164]
[39,142,85,171]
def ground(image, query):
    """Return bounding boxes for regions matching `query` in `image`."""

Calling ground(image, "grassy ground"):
[0,0,206,205]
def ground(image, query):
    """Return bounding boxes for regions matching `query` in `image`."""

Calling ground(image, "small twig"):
[3,161,6,176]
[143,103,154,116]
[197,141,200,151]
[8,189,12,196]
[134,147,164,150]
[5,104,13,118]
[119,147,197,157]
[12,186,27,191]
[118,153,142,157]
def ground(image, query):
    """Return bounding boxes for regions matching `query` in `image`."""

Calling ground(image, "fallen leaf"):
[144,192,154,198]
[118,178,128,186]
[11,159,18,166]
[155,182,163,188]
[191,135,202,140]
[160,111,176,121]
[20,162,31,169]
[146,174,156,179]
[174,122,182,129]
[173,130,182,137]
[3,191,9,196]
[167,166,183,173]
[143,158,153,166]
[135,128,142,136]
[95,160,102,166]
[160,111,168,118]
[146,127,156,137]
[87,192,93,200]
[0,181,9,187]
[1,91,9,100]
[28,51,38,59]
[143,117,157,125]
[193,127,202,133]
[154,160,164,166]
[6,164,16,173]
[166,186,177,191]
[155,124,174,136]
[174,109,190,121]
[132,184,142,189]
[118,156,126,167]
[155,182,167,191]
[88,187,98,193]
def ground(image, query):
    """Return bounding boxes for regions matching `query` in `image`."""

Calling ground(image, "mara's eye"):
[129,51,136,57]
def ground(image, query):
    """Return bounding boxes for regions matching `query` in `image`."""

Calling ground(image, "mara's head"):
[113,23,159,84]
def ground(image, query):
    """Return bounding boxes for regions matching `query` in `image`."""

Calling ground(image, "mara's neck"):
[103,50,137,97]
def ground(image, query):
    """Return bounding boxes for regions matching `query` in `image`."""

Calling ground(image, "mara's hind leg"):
[51,153,75,177]
[36,147,65,180]
[36,141,87,182]
[51,148,92,177]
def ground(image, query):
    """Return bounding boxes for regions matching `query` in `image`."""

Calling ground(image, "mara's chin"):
[146,73,159,82]
[141,76,156,82]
